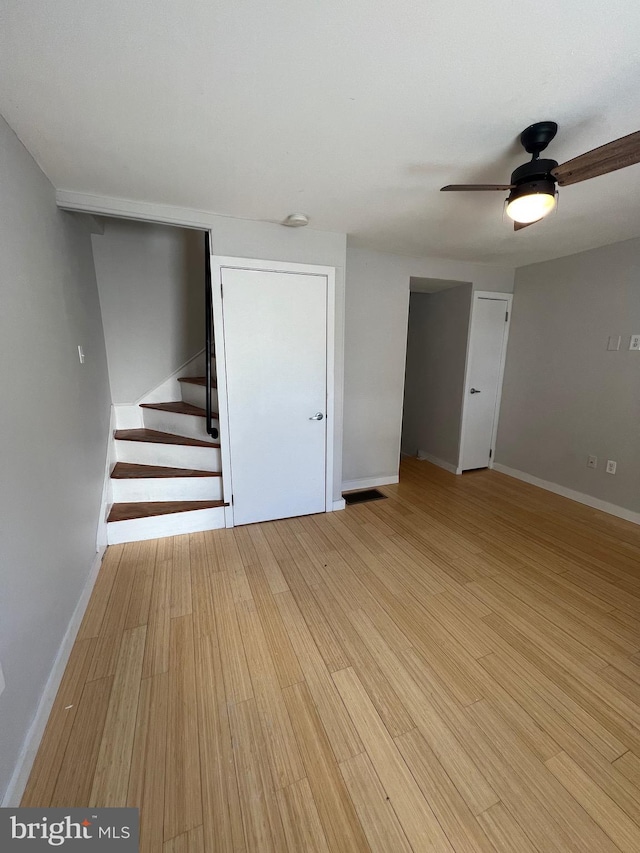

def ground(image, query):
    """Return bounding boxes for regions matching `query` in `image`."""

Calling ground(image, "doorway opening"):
[401,277,473,474]
[401,279,512,476]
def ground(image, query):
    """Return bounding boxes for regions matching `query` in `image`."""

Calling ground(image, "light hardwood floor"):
[22,458,640,852]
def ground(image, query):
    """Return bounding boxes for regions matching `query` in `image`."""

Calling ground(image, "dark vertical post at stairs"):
[204,232,219,440]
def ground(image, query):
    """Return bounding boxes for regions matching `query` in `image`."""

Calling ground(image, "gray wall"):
[0,115,111,800]
[343,247,513,486]
[497,237,640,513]
[92,220,204,404]
[402,285,472,466]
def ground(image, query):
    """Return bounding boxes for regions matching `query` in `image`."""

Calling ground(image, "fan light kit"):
[505,183,556,224]
[441,121,640,231]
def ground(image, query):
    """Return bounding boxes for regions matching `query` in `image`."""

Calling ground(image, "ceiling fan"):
[441,121,640,231]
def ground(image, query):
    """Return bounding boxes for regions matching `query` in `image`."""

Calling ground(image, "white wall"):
[210,217,347,503]
[496,237,640,515]
[92,220,204,404]
[402,284,473,467]
[0,115,111,801]
[343,247,514,486]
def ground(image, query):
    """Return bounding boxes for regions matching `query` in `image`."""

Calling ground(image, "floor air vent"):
[343,488,387,505]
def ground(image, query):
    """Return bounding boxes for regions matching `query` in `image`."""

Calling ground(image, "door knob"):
[309,412,324,420]
[470,388,481,394]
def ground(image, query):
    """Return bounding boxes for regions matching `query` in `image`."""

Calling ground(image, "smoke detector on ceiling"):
[282,213,309,227]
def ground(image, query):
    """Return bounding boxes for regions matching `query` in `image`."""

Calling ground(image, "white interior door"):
[221,267,328,525]
[460,296,510,471]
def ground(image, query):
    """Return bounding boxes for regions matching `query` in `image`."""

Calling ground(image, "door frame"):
[457,290,513,473]
[211,255,336,527]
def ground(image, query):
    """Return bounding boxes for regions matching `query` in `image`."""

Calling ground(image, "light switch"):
[607,336,621,351]
[0,662,5,698]
[78,345,85,364]
[630,334,640,351]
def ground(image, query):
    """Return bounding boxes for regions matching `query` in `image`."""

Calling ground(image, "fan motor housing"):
[510,158,558,187]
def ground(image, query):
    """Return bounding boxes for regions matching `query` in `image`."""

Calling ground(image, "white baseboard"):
[492,464,640,526]
[416,450,460,475]
[342,475,399,492]
[332,499,346,511]
[2,548,106,807]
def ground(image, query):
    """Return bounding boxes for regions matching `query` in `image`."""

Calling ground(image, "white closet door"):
[221,267,328,525]
[461,297,509,470]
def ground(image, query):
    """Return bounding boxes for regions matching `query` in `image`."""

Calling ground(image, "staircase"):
[106,371,228,544]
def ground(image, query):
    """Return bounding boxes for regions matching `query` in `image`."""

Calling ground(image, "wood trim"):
[108,501,227,523]
[114,430,220,449]
[111,463,221,479]
[177,376,217,389]
[139,402,218,419]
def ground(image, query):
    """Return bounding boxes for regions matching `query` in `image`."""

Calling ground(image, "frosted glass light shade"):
[506,191,556,224]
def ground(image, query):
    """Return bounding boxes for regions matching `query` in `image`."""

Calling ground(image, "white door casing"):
[459,292,512,471]
[211,258,336,526]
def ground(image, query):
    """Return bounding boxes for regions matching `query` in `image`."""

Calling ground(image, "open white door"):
[219,265,331,525]
[460,293,512,471]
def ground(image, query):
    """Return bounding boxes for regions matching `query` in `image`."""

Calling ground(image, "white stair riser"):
[107,506,225,545]
[116,440,221,471]
[112,477,223,503]
[142,408,219,440]
[180,384,218,410]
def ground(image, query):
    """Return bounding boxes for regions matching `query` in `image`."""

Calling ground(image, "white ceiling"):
[2,0,640,266]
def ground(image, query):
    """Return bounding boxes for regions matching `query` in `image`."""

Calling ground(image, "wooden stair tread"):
[108,500,227,523]
[111,462,221,479]
[178,376,217,388]
[114,429,220,448]
[140,401,218,418]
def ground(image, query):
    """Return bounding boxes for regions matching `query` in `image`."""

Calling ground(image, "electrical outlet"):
[0,663,5,698]
[587,455,597,469]
[630,334,640,351]
[606,460,617,475]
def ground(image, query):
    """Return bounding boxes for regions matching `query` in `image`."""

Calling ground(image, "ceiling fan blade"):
[440,184,514,191]
[551,130,640,186]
